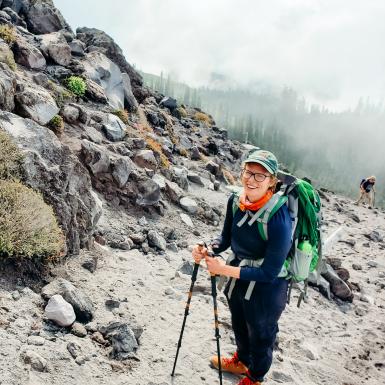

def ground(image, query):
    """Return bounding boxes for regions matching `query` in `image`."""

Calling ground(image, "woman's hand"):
[205,256,226,275]
[192,244,207,264]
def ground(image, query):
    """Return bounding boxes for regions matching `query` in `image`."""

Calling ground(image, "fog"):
[55,0,385,111]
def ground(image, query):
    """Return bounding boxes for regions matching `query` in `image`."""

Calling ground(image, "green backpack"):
[231,171,322,306]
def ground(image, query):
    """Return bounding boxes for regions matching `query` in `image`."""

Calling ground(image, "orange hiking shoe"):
[237,371,262,385]
[210,352,248,375]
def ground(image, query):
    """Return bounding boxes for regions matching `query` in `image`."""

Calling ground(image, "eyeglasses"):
[242,169,271,182]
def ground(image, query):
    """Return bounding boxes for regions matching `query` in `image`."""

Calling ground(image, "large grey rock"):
[42,279,94,323]
[165,180,184,203]
[13,35,46,70]
[84,78,108,104]
[0,62,16,111]
[81,140,111,175]
[122,72,138,112]
[0,112,100,254]
[180,196,198,214]
[102,113,126,141]
[159,96,177,111]
[152,173,166,189]
[99,322,138,360]
[38,31,72,66]
[24,0,72,35]
[69,39,85,56]
[134,149,158,170]
[147,230,167,251]
[61,104,79,124]
[2,5,26,26]
[1,0,26,13]
[322,264,353,302]
[187,171,204,186]
[180,213,194,228]
[82,51,125,109]
[173,166,189,190]
[111,157,134,188]
[76,27,142,91]
[136,178,161,206]
[14,84,59,125]
[44,294,76,327]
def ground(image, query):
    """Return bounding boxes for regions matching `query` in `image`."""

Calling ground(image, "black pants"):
[225,278,288,382]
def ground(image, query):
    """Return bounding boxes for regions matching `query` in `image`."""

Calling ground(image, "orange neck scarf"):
[239,189,273,212]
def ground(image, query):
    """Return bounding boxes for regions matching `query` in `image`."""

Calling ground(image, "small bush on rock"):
[65,76,86,97]
[0,180,65,260]
[112,109,129,125]
[47,115,64,136]
[0,25,16,45]
[194,112,213,125]
[0,130,23,180]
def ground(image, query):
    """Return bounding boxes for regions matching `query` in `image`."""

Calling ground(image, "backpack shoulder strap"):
[257,193,288,241]
[231,191,241,216]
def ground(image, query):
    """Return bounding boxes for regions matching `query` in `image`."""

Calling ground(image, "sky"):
[54,0,385,111]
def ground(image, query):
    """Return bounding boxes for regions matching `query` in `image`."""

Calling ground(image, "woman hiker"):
[355,175,376,208]
[192,149,292,385]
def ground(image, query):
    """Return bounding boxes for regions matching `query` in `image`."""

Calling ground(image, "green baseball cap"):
[243,149,278,175]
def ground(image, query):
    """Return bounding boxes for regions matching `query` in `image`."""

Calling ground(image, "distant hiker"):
[355,175,376,208]
[192,150,292,385]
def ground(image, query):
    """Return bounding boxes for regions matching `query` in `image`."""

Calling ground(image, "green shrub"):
[65,76,86,97]
[47,115,64,136]
[0,130,23,180]
[112,109,129,124]
[0,180,65,260]
[6,53,16,71]
[0,25,16,45]
[55,89,73,107]
[194,112,213,125]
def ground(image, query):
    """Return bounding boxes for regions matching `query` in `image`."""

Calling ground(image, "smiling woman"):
[192,149,292,385]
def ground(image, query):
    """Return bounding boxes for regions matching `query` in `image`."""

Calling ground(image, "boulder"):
[147,230,167,251]
[24,0,72,35]
[180,213,194,228]
[82,51,125,109]
[1,0,26,14]
[322,264,353,302]
[84,78,108,104]
[13,35,46,70]
[99,321,138,360]
[14,84,59,125]
[44,294,76,327]
[0,112,100,254]
[69,39,85,56]
[111,157,134,188]
[136,178,161,206]
[134,149,158,170]
[159,96,177,111]
[179,196,198,214]
[165,180,183,203]
[76,27,142,91]
[102,113,126,141]
[61,104,80,124]
[38,31,72,66]
[0,62,16,111]
[122,72,138,112]
[81,139,111,175]
[42,279,94,323]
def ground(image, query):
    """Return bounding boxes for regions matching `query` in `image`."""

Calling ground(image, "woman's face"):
[241,162,274,202]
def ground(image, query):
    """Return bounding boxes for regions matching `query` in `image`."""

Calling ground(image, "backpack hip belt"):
[217,253,288,300]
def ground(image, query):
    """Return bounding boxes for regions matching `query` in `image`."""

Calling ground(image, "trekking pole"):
[171,246,202,377]
[210,272,223,385]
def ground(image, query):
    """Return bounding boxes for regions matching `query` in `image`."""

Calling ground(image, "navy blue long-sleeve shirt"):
[213,194,292,283]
